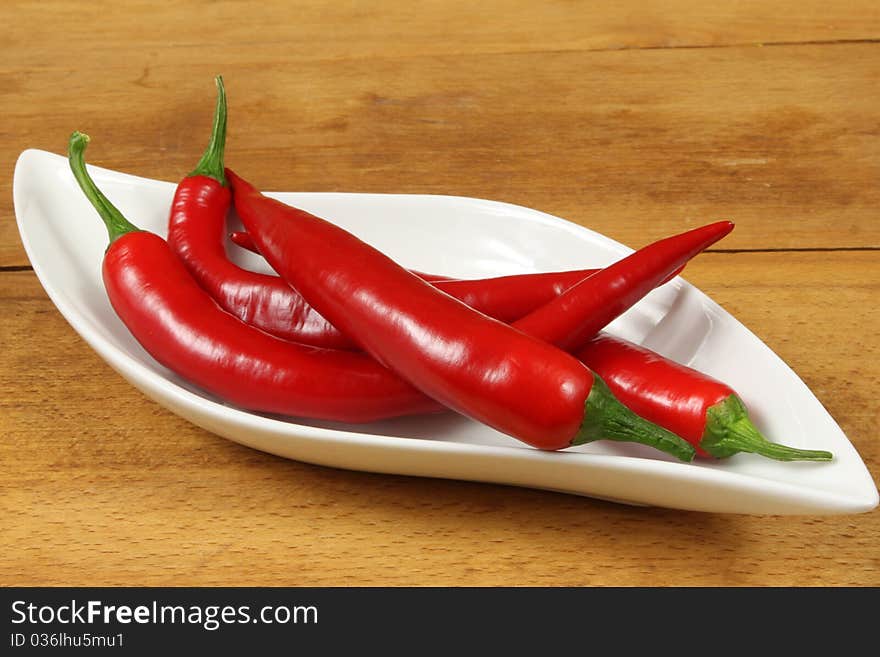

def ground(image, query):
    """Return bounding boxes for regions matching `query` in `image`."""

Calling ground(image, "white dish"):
[13,148,878,515]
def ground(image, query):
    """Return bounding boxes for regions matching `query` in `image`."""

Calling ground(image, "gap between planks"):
[6,37,878,75]
[461,37,880,60]
[2,246,878,274]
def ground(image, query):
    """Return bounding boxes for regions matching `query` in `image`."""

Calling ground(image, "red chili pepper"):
[165,76,602,349]
[231,229,450,281]
[576,333,833,461]
[226,170,730,359]
[178,218,604,349]
[223,201,813,464]
[227,229,255,251]
[172,178,605,349]
[215,173,827,463]
[228,168,697,460]
[231,229,451,281]
[228,229,681,333]
[512,221,734,352]
[67,128,444,424]
[171,80,699,353]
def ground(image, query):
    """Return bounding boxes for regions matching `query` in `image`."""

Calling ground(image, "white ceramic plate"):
[13,149,878,514]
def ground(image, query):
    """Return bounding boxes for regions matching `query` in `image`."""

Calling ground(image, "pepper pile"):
[66,77,833,464]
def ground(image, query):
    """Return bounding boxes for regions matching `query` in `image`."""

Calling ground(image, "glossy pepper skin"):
[68,123,444,424]
[513,220,734,352]
[224,228,686,349]
[166,79,603,350]
[168,76,696,356]
[103,231,443,422]
[229,168,695,460]
[576,333,833,461]
[173,220,604,350]
[230,229,453,282]
[168,78,686,351]
[230,228,678,306]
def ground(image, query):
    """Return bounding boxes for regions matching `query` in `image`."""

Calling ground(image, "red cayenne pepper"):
[225,168,732,366]
[512,221,733,352]
[229,230,689,341]
[221,173,826,462]
[230,230,452,281]
[68,132,444,423]
[188,222,604,348]
[68,126,693,461]
[218,214,820,462]
[163,81,825,463]
[576,333,832,461]
[228,170,825,463]
[70,131,694,459]
[228,168,696,460]
[168,81,668,350]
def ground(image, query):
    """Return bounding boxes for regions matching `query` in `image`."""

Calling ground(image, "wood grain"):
[7,0,880,66]
[3,4,880,265]
[1,252,877,587]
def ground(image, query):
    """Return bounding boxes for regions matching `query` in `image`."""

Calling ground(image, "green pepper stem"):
[188,75,227,184]
[68,131,140,244]
[572,375,696,462]
[701,395,833,461]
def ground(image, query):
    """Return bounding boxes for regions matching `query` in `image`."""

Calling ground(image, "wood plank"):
[4,41,879,266]
[1,251,877,586]
[6,0,880,69]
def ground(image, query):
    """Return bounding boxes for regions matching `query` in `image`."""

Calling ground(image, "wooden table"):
[2,1,878,586]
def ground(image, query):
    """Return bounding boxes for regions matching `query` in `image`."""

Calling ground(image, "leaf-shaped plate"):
[13,149,878,514]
